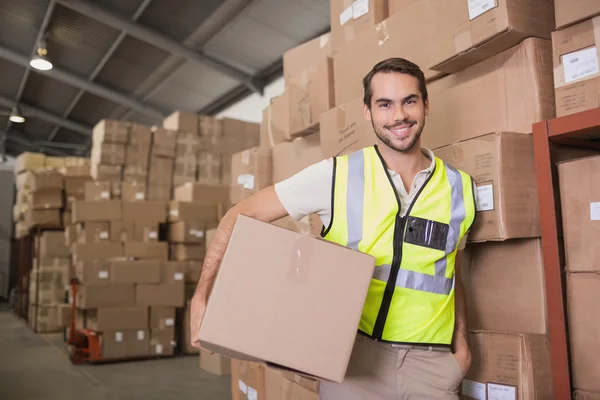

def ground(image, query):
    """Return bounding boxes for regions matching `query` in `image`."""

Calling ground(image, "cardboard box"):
[173,160,197,186]
[461,331,552,400]
[101,330,149,359]
[45,156,65,169]
[429,0,554,73]
[552,17,600,117]
[262,93,291,146]
[199,115,224,137]
[424,38,555,150]
[146,184,171,201]
[135,221,159,242]
[75,261,110,286]
[462,239,547,334]
[59,165,91,178]
[76,222,110,243]
[178,260,202,283]
[121,201,166,222]
[72,242,123,263]
[150,329,175,356]
[123,242,168,261]
[558,156,600,271]
[28,305,62,333]
[151,127,177,158]
[170,244,205,261]
[128,123,152,145]
[574,391,600,400]
[15,152,46,174]
[230,147,272,204]
[197,152,222,184]
[288,58,335,137]
[330,0,388,51]
[29,190,63,210]
[38,231,70,258]
[163,111,198,134]
[93,119,129,144]
[110,220,132,242]
[64,177,92,201]
[72,200,121,223]
[265,367,320,400]
[110,260,161,284]
[26,209,62,228]
[31,169,63,192]
[168,201,220,223]
[136,283,184,307]
[169,221,209,244]
[90,164,122,181]
[272,132,324,183]
[199,216,375,382]
[160,261,186,285]
[150,307,176,329]
[29,279,66,305]
[121,181,146,202]
[174,183,230,205]
[319,97,374,158]
[176,133,201,157]
[434,132,539,242]
[284,32,331,85]
[201,352,232,376]
[149,156,174,186]
[76,284,135,309]
[332,2,446,106]
[555,0,600,29]
[84,181,111,201]
[86,307,148,331]
[124,143,150,177]
[231,360,265,400]
[91,143,126,165]
[567,272,600,392]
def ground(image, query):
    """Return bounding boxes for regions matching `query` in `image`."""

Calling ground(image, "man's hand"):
[452,341,472,375]
[452,249,471,375]
[190,295,212,353]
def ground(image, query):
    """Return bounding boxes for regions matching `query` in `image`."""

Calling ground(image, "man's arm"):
[190,186,288,349]
[452,249,472,373]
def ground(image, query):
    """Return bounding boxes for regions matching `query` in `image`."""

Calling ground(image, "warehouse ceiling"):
[0,0,330,158]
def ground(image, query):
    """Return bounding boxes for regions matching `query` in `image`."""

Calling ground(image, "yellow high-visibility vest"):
[322,145,476,346]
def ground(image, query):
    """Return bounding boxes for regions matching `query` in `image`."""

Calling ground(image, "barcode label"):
[476,184,494,211]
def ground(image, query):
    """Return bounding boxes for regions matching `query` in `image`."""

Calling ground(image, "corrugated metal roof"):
[22,73,80,115]
[20,118,55,139]
[0,59,25,98]
[0,0,47,54]
[51,127,88,145]
[69,92,121,126]
[92,0,147,17]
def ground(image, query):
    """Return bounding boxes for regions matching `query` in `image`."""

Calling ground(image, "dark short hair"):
[362,58,428,108]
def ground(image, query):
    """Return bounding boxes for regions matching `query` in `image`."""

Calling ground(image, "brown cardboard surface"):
[160,261,186,284]
[93,119,129,144]
[552,17,600,117]
[72,242,123,263]
[330,0,388,52]
[461,331,552,400]
[434,132,539,241]
[168,221,208,244]
[162,111,198,134]
[121,181,146,202]
[75,261,110,286]
[15,152,46,174]
[272,132,323,183]
[45,156,65,169]
[31,169,63,192]
[231,360,266,400]
[555,0,600,29]
[181,260,202,283]
[262,93,291,146]
[121,201,166,222]
[86,307,148,331]
[574,390,600,400]
[176,133,201,157]
[319,97,374,158]
[230,147,272,204]
[423,38,555,150]
[91,143,126,165]
[146,184,171,202]
[150,307,176,329]
[168,201,220,223]
[76,222,110,244]
[567,272,600,392]
[288,57,335,137]
[128,123,152,145]
[199,115,224,137]
[101,330,150,359]
[283,33,331,85]
[170,244,205,261]
[123,242,168,261]
[333,2,446,106]
[429,0,554,73]
[29,190,63,210]
[197,152,222,184]
[110,220,133,242]
[150,329,176,356]
[462,239,547,334]
[134,221,159,242]
[558,156,600,272]
[199,216,375,382]
[39,231,70,258]
[84,181,111,201]
[148,156,174,184]
[174,182,230,205]
[26,209,62,228]
[136,283,185,307]
[72,200,121,223]
[110,260,161,284]
[64,177,92,201]
[200,352,232,376]
[91,164,122,181]
[59,165,91,178]
[265,367,320,400]
[76,284,135,309]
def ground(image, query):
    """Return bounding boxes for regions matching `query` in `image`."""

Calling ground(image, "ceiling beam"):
[47,0,154,141]
[6,133,69,156]
[0,45,166,120]
[57,0,262,94]
[5,0,56,137]
[0,94,91,136]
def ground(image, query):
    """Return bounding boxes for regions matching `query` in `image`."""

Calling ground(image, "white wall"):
[216,76,284,123]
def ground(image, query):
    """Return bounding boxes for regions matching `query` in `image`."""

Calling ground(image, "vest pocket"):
[403,216,449,251]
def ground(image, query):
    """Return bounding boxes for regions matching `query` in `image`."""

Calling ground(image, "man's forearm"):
[453,278,469,353]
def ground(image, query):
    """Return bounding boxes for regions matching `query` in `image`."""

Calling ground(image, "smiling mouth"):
[387,123,415,135]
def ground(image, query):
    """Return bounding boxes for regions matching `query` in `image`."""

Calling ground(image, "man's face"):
[364,72,429,153]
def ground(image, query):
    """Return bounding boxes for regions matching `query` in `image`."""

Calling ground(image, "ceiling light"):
[30,47,53,71]
[9,107,25,124]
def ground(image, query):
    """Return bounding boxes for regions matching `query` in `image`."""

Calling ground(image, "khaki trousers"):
[320,335,464,400]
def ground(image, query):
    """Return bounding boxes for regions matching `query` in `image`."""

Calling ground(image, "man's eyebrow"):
[375,98,394,103]
[374,94,419,104]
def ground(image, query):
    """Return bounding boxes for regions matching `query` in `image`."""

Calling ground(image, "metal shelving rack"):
[532,107,600,400]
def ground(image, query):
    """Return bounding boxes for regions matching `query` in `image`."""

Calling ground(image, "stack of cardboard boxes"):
[148,127,177,201]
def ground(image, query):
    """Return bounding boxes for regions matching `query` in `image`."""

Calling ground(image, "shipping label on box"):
[75,260,111,285]
[150,329,176,356]
[76,222,111,244]
[121,181,147,202]
[330,0,388,51]
[84,181,111,201]
[150,306,176,329]
[168,221,209,244]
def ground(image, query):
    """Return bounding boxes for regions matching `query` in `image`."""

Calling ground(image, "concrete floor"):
[0,304,232,400]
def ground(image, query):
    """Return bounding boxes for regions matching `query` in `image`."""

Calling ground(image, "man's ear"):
[424,99,430,117]
[363,103,372,121]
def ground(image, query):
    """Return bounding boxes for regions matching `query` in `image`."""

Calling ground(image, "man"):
[190,58,476,399]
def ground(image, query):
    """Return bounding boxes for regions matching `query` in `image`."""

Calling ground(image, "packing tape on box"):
[289,233,313,283]
[319,33,329,48]
[266,101,276,147]
[375,20,389,47]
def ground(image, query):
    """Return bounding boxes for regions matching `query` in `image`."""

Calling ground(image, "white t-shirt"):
[274,147,468,250]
